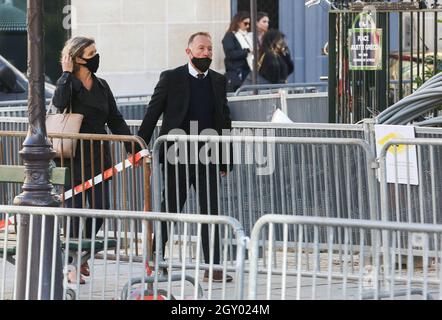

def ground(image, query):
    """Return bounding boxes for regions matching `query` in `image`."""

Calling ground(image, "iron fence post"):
[13,0,62,300]
[328,11,337,123]
[250,0,258,88]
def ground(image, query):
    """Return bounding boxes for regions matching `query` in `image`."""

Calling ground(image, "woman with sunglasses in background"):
[222,11,253,92]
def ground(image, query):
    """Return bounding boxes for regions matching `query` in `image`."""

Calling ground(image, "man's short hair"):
[188,32,212,46]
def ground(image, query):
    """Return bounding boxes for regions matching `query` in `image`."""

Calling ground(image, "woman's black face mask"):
[80,53,100,73]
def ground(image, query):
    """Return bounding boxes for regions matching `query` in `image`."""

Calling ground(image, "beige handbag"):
[46,87,84,158]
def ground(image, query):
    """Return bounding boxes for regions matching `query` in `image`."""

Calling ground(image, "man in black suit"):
[138,32,233,283]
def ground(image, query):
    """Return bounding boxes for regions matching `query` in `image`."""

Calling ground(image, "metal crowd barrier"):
[113,95,151,120]
[0,120,373,237]
[2,206,442,300]
[0,95,151,120]
[379,138,442,225]
[1,89,328,122]
[0,117,28,132]
[0,206,246,300]
[0,131,151,262]
[0,99,51,108]
[0,99,50,118]
[125,121,369,152]
[415,126,442,139]
[0,118,371,145]
[0,107,30,118]
[114,90,329,122]
[227,93,282,122]
[248,215,442,300]
[2,120,442,229]
[227,91,328,122]
[233,82,328,96]
[114,94,151,103]
[230,122,368,139]
[0,95,150,106]
[151,134,378,239]
[285,92,329,123]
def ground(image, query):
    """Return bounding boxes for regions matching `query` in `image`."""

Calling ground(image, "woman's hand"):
[62,54,74,73]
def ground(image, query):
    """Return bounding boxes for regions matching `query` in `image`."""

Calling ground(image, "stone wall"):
[71,0,231,95]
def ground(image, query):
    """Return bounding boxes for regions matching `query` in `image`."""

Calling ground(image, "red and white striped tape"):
[0,216,14,230]
[63,149,150,201]
[0,149,149,230]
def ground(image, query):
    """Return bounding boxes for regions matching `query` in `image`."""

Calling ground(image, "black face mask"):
[191,56,212,73]
[80,53,100,73]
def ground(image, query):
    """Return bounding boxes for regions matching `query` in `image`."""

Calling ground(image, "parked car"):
[0,54,54,103]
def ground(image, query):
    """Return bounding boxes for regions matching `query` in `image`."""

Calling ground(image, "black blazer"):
[138,64,233,170]
[222,31,250,72]
[259,49,295,84]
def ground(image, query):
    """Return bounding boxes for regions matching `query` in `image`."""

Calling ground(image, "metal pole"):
[328,11,337,123]
[13,0,62,300]
[231,0,238,18]
[376,13,388,114]
[250,0,258,87]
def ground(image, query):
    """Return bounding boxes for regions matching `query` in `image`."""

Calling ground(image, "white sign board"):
[271,109,293,124]
[375,125,419,185]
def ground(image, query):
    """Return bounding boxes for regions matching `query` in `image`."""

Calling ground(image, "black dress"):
[52,72,136,179]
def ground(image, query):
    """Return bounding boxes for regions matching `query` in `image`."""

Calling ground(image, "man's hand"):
[220,171,227,177]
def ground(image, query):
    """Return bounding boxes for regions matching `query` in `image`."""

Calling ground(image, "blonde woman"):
[52,36,135,284]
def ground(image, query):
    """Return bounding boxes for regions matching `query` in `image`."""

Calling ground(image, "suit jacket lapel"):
[179,65,190,113]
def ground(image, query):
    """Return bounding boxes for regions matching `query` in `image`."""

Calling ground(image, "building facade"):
[71,0,231,96]
[69,0,332,95]
[0,0,335,95]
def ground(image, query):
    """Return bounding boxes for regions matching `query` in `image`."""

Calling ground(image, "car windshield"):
[0,54,55,93]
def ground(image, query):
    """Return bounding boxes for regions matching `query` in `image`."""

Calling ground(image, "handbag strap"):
[257,53,266,72]
[67,80,73,114]
[48,79,73,116]
[46,100,58,116]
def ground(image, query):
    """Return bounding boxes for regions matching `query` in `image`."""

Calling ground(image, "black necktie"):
[197,73,205,79]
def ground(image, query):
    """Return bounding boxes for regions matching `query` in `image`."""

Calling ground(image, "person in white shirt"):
[138,32,233,283]
[222,11,253,92]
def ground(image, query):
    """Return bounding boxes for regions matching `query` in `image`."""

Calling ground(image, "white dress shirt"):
[188,62,209,79]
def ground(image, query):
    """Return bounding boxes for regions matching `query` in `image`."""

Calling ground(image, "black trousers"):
[65,180,110,239]
[157,163,221,264]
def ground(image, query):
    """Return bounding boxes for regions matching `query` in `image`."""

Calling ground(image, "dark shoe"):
[158,267,168,278]
[203,270,233,283]
[151,256,168,277]
[80,261,90,277]
[68,270,86,285]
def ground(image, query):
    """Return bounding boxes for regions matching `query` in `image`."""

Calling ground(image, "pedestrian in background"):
[222,11,253,92]
[247,11,270,49]
[257,29,294,84]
